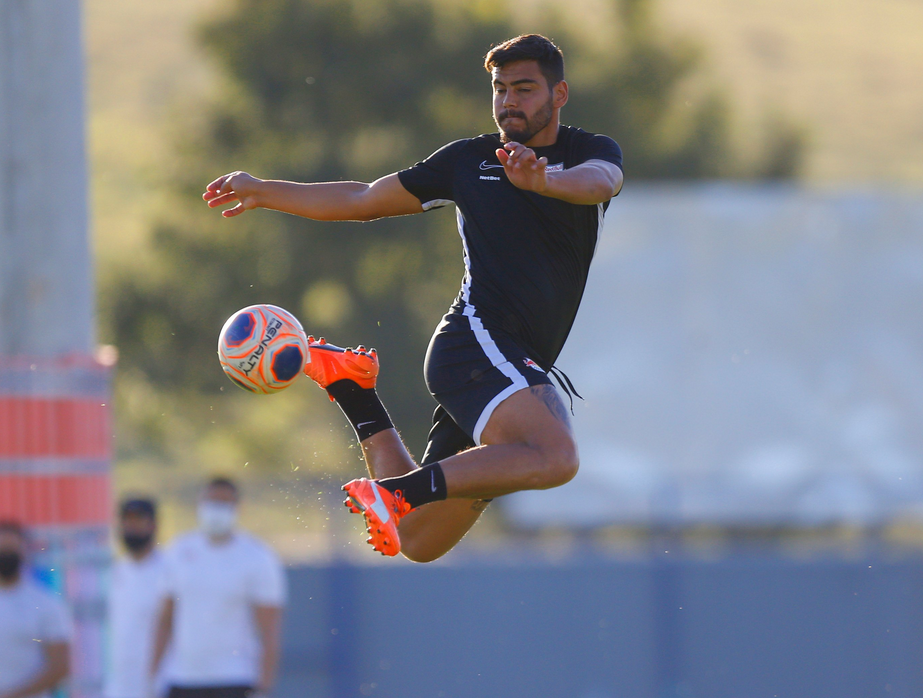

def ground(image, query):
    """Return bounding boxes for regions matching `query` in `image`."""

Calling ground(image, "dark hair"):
[207,476,239,495]
[0,520,25,538]
[484,34,565,88]
[120,497,157,519]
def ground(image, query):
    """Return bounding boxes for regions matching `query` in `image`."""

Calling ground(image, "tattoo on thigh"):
[531,384,571,424]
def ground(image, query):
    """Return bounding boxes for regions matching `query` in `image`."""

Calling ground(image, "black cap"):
[119,498,156,519]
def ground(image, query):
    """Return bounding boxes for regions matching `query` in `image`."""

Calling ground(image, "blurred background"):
[3,0,923,696]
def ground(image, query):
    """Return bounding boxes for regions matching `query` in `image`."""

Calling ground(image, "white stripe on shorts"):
[464,304,529,445]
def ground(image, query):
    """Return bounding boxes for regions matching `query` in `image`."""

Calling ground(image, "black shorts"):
[421,312,552,462]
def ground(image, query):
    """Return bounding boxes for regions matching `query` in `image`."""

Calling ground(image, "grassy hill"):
[658,0,923,183]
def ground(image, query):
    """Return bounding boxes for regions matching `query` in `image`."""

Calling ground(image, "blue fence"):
[277,551,923,698]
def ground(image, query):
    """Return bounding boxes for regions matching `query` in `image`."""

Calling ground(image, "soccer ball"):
[217,304,309,394]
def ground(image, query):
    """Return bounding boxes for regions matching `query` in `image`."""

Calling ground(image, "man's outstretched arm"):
[203,172,424,221]
[497,142,623,205]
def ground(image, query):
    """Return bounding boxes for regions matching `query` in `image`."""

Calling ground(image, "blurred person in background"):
[106,498,168,698]
[150,477,286,698]
[0,521,72,698]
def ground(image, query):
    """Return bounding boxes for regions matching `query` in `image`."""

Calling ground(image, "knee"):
[533,438,579,490]
[400,544,442,564]
[393,523,443,564]
[397,519,467,564]
[400,532,459,564]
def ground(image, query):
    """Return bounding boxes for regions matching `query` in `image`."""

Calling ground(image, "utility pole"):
[0,3,110,698]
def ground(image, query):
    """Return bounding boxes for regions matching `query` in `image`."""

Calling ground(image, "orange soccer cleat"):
[303,337,379,394]
[342,478,412,557]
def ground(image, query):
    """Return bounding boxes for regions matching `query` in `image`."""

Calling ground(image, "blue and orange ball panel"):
[224,311,256,348]
[271,344,305,383]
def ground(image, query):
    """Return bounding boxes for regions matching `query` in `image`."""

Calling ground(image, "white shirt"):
[160,531,286,687]
[0,579,73,698]
[105,551,168,698]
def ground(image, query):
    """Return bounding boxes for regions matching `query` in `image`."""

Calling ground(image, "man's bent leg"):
[356,416,490,563]
[396,498,490,562]
[351,384,578,556]
[375,384,577,502]
[302,340,490,561]
[312,338,577,558]
[428,384,578,500]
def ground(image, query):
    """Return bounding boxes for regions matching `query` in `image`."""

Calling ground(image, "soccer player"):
[203,34,623,560]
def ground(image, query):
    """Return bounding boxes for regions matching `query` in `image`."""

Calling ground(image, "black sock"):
[377,462,447,510]
[326,379,394,441]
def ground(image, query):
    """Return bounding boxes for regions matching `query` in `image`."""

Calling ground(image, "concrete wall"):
[279,554,923,698]
[0,7,109,698]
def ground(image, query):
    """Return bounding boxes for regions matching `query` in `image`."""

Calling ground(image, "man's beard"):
[495,96,554,144]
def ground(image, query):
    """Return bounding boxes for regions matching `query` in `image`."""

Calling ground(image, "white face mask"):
[198,501,238,537]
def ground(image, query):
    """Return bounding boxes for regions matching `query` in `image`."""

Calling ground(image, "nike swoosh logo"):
[479,161,504,170]
[431,470,437,492]
[356,421,375,429]
[370,483,391,524]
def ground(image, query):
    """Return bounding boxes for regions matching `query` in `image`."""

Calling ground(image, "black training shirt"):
[398,125,622,368]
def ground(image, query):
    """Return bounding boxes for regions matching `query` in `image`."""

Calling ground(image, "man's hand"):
[203,171,265,218]
[497,144,622,205]
[496,143,548,193]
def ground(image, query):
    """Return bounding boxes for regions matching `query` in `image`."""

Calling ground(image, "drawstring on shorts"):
[548,365,583,415]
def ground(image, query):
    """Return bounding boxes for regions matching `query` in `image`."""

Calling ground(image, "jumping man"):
[203,34,623,561]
